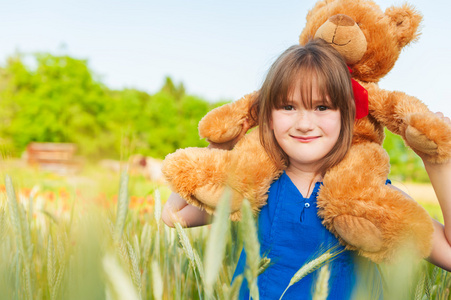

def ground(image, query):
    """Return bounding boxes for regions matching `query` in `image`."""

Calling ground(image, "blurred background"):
[0,0,449,195]
[0,2,448,298]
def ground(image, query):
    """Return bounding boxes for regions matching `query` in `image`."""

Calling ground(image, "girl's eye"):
[316,105,329,112]
[283,105,294,111]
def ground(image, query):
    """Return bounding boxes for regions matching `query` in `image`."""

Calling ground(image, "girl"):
[162,39,451,298]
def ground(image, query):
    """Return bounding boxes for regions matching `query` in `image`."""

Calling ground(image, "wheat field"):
[0,168,449,300]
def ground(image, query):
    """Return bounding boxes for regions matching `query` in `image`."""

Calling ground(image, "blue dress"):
[232,171,382,299]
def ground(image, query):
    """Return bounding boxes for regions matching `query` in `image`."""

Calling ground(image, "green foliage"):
[383,129,429,183]
[0,53,216,160]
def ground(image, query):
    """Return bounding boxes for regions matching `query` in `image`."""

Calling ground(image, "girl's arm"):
[161,192,212,228]
[424,158,451,270]
[423,112,451,271]
[162,119,251,228]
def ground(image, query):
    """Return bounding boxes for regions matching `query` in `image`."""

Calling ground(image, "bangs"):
[273,63,336,110]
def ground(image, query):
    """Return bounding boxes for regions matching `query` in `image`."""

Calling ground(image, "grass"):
[0,161,450,299]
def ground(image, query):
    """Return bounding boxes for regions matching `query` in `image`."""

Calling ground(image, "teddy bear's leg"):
[162,130,282,220]
[318,143,434,263]
[162,147,233,216]
[225,130,284,217]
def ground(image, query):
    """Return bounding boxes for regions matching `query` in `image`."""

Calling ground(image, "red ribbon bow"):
[348,66,368,119]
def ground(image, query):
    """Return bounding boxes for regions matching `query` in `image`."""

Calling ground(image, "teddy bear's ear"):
[305,0,331,22]
[385,4,422,48]
[300,0,334,45]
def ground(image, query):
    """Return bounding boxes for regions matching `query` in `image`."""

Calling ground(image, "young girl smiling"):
[162,39,451,299]
[232,39,357,299]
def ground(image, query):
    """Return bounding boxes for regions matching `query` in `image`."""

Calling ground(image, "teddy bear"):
[162,0,451,263]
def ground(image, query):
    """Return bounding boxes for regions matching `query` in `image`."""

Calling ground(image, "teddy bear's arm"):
[162,130,282,221]
[366,84,451,163]
[198,92,258,143]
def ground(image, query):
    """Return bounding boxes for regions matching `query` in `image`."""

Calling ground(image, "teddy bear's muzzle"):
[314,14,367,65]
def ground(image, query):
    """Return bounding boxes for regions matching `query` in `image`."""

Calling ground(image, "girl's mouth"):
[290,135,320,143]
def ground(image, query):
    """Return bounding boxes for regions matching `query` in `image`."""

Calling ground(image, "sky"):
[1,0,450,117]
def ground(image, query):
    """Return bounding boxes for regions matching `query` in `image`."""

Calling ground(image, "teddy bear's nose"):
[329,14,355,27]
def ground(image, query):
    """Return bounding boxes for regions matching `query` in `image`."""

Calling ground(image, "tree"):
[0,53,222,160]
[0,53,114,158]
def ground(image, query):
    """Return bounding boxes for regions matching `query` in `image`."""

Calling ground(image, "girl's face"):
[271,79,341,173]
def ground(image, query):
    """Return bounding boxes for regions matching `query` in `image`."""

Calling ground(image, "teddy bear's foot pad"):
[194,184,227,208]
[405,126,438,156]
[334,215,383,252]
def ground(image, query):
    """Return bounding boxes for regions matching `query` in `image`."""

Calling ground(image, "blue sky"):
[1,0,450,117]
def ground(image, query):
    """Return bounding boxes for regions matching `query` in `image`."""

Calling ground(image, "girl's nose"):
[294,111,314,132]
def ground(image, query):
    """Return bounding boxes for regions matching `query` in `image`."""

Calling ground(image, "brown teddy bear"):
[162,0,451,263]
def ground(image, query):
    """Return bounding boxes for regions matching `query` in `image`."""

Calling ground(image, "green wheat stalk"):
[132,234,141,263]
[47,236,57,299]
[5,175,33,300]
[127,240,142,297]
[414,273,426,300]
[5,175,24,254]
[154,189,162,261]
[116,236,130,270]
[193,246,205,281]
[53,258,66,300]
[204,190,231,295]
[103,253,140,300]
[258,257,271,276]
[57,231,66,264]
[152,260,163,300]
[312,264,330,300]
[18,203,33,261]
[114,171,129,240]
[0,201,7,242]
[154,189,162,230]
[230,274,244,300]
[174,223,195,269]
[280,248,342,300]
[175,222,205,298]
[240,199,260,300]
[141,223,152,267]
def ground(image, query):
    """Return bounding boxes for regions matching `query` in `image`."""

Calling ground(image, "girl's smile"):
[289,135,320,143]
[271,80,341,173]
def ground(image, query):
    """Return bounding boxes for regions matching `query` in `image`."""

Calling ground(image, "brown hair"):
[251,39,355,176]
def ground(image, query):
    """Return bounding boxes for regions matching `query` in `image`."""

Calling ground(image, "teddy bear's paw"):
[406,113,451,162]
[204,125,244,144]
[333,215,383,252]
[405,126,438,156]
[199,93,257,143]
[162,147,229,201]
[198,105,245,142]
[194,184,244,213]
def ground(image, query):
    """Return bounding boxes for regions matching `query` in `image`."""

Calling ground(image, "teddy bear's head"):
[299,0,422,83]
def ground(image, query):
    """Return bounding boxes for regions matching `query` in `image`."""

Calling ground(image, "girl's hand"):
[162,192,212,228]
[435,112,451,124]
